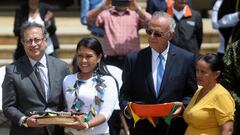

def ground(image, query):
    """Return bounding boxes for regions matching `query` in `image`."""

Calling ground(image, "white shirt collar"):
[29,55,47,68]
[151,42,170,62]
[172,5,187,20]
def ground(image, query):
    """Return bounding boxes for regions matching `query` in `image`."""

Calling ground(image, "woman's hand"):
[61,115,88,130]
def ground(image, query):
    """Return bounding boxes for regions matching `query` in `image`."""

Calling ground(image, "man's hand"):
[102,0,112,10]
[44,11,53,26]
[129,0,138,11]
[123,103,133,119]
[172,102,184,117]
[26,115,45,128]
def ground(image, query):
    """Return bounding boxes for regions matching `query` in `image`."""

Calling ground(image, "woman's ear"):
[215,70,221,79]
[97,54,103,63]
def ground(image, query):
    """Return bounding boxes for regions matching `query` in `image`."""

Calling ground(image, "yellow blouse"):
[183,84,235,135]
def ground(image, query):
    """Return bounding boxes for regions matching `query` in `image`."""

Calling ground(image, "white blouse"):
[63,73,118,135]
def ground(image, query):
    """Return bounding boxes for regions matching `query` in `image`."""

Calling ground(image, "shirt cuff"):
[19,116,27,126]
[123,105,132,119]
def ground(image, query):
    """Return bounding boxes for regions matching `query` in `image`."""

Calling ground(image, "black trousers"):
[108,110,121,135]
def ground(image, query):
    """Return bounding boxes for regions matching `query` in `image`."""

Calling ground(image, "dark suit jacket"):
[146,0,168,14]
[119,45,197,135]
[2,55,69,135]
[170,9,203,54]
[146,0,192,14]
[13,2,59,60]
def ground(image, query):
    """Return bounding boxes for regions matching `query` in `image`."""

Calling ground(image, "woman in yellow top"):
[183,53,235,135]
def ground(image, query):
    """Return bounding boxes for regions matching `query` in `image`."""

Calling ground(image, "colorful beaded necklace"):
[67,72,107,119]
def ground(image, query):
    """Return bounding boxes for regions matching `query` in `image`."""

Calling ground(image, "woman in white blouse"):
[62,37,118,135]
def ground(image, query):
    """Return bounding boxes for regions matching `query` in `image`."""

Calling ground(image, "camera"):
[112,0,131,7]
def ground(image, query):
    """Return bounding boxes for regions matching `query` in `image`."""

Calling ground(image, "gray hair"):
[20,22,47,41]
[152,11,176,32]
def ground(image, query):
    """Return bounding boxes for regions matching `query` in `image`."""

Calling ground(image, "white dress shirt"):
[29,55,49,101]
[212,0,239,29]
[151,43,169,95]
[211,0,240,53]
[172,5,186,20]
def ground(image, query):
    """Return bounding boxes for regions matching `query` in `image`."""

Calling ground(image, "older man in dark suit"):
[119,11,197,135]
[2,22,69,135]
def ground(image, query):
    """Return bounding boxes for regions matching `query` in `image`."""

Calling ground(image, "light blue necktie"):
[156,54,164,96]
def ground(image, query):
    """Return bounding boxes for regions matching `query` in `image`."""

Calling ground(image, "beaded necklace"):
[67,72,106,119]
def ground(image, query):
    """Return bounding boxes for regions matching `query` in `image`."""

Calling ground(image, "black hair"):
[76,37,110,76]
[76,37,121,92]
[200,53,223,72]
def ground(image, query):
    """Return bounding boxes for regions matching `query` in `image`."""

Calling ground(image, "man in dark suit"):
[119,11,197,135]
[2,22,69,135]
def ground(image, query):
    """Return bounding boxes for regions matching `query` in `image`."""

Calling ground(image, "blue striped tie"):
[156,54,164,96]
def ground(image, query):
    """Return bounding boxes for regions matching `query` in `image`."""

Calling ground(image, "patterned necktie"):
[156,54,164,96]
[34,62,45,98]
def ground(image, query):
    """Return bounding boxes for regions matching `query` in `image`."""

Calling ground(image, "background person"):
[184,53,235,135]
[80,0,105,41]
[220,39,240,135]
[211,0,240,65]
[13,0,59,60]
[167,0,203,55]
[2,22,69,135]
[87,0,151,69]
[146,0,192,15]
[62,37,118,135]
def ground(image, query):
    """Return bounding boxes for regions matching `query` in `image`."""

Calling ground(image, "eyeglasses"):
[23,38,44,45]
[145,28,168,38]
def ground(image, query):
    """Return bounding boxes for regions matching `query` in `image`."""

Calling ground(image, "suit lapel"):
[46,56,55,101]
[158,45,176,97]
[20,56,46,101]
[144,47,157,99]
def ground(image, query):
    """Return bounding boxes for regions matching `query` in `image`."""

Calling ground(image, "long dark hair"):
[76,37,110,76]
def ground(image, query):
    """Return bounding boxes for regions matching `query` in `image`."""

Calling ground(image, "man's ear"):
[42,38,48,48]
[169,32,176,40]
